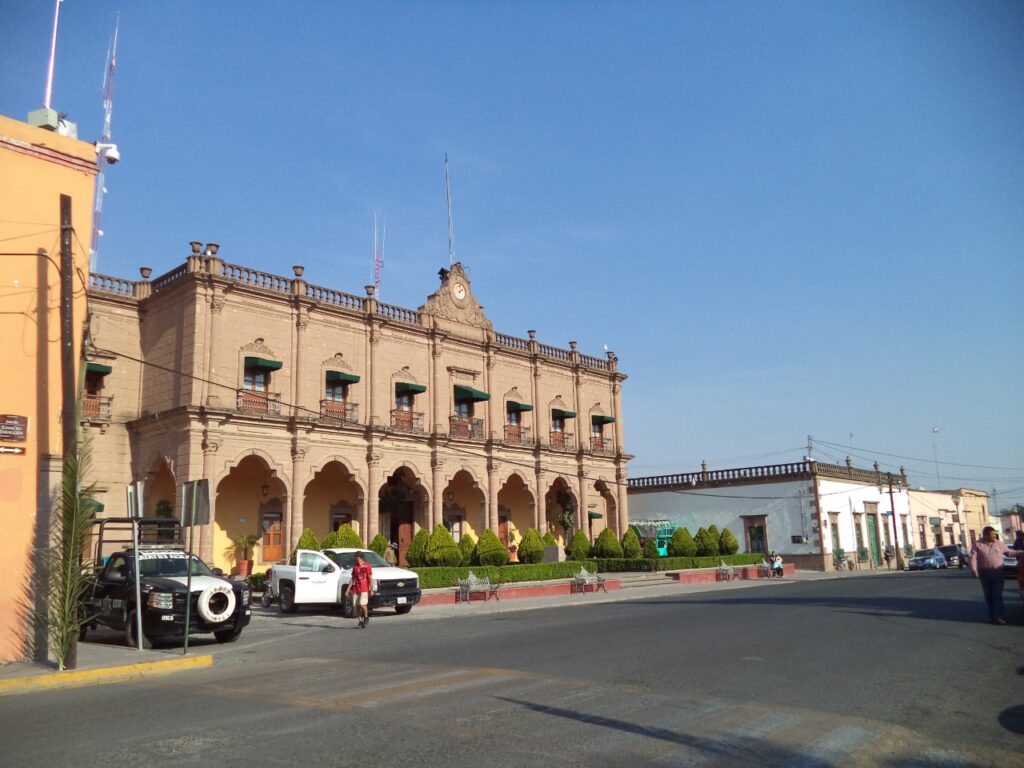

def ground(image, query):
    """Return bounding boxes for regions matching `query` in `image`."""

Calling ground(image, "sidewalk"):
[0,566,885,695]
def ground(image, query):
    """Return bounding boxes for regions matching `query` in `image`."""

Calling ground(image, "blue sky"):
[3,1,1022,505]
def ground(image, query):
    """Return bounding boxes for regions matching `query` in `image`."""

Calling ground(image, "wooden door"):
[260,502,284,562]
[390,502,414,565]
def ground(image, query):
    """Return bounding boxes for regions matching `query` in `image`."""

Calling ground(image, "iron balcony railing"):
[81,394,112,421]
[450,417,485,439]
[590,437,616,456]
[320,400,359,425]
[391,409,424,433]
[549,431,575,452]
[237,390,282,415]
[503,425,533,446]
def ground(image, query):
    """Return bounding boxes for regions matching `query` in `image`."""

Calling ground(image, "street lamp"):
[878,471,905,570]
[952,492,965,551]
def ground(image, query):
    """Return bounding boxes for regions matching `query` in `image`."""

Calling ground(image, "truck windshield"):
[325,550,390,569]
[136,552,215,578]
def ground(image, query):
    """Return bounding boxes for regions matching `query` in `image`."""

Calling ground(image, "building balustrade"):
[391,409,424,433]
[320,400,359,425]
[549,431,575,451]
[503,424,532,445]
[237,389,282,415]
[450,417,485,439]
[81,393,112,421]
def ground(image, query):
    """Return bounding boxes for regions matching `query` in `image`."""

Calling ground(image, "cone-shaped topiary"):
[568,530,592,561]
[542,531,557,547]
[593,528,624,558]
[425,524,463,567]
[290,528,321,564]
[694,527,719,557]
[322,523,363,550]
[621,528,642,559]
[720,527,739,555]
[475,528,509,567]
[706,524,721,556]
[405,528,429,567]
[459,533,477,566]
[642,536,660,559]
[369,532,389,558]
[518,528,545,564]
[668,526,697,557]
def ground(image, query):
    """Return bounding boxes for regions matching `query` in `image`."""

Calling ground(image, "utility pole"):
[878,468,905,571]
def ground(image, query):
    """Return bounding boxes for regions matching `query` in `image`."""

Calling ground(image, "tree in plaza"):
[459,532,477,566]
[593,528,624,558]
[719,527,740,555]
[517,528,545,564]
[621,528,642,559]
[425,524,462,567]
[542,531,557,547]
[369,533,389,558]
[642,537,660,559]
[290,528,320,564]
[475,528,509,567]
[322,524,363,550]
[694,527,719,557]
[405,529,429,567]
[569,530,592,561]
[669,526,697,557]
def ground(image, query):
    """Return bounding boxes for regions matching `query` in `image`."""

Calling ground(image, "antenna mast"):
[372,214,385,296]
[445,153,454,266]
[44,0,63,109]
[90,14,120,272]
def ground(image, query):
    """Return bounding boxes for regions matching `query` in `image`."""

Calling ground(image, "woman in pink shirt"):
[969,526,1022,625]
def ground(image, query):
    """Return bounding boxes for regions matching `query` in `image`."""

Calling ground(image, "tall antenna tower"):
[43,0,63,109]
[372,213,385,296]
[90,14,120,272]
[444,153,454,266]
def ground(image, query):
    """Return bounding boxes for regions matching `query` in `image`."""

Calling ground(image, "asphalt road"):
[2,570,1021,767]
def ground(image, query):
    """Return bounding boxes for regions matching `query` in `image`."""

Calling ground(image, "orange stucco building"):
[0,114,98,662]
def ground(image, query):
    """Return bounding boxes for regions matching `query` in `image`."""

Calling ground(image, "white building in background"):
[627,459,911,571]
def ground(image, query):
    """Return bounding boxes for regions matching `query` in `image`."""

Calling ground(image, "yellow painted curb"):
[0,654,213,696]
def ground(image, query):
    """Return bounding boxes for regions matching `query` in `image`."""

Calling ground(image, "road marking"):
[784,724,877,768]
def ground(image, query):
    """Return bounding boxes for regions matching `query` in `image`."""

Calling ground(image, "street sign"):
[0,446,25,455]
[181,479,210,526]
[0,414,28,442]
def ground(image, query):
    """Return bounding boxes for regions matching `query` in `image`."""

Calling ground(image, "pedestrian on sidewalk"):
[969,526,1022,625]
[883,547,893,570]
[345,552,374,628]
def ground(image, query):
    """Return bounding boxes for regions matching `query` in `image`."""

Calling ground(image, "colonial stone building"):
[84,245,629,570]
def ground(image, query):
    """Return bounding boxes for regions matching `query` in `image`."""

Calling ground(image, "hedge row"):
[410,560,599,589]
[592,554,763,573]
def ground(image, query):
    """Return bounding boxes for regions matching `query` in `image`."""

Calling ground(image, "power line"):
[815,438,1021,472]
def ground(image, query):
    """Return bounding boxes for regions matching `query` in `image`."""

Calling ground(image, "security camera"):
[95,142,120,164]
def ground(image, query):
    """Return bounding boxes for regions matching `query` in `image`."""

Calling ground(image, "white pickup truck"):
[269,548,421,616]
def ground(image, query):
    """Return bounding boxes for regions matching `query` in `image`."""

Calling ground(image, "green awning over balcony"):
[244,356,283,370]
[591,415,616,425]
[551,408,576,419]
[395,381,427,394]
[588,512,604,520]
[506,400,533,412]
[454,384,490,402]
[325,370,360,383]
[85,362,112,375]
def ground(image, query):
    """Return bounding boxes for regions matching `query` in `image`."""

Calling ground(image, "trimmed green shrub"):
[406,529,429,567]
[475,528,509,567]
[369,532,389,557]
[542,531,557,547]
[593,528,624,559]
[458,533,477,566]
[668,527,697,557]
[720,527,739,555]
[694,527,719,557]
[290,528,320,564]
[568,530,591,561]
[621,528,642,559]
[518,528,545,565]
[707,524,720,546]
[322,523,363,550]
[245,571,268,591]
[593,553,761,573]
[425,524,462,567]
[642,537,660,559]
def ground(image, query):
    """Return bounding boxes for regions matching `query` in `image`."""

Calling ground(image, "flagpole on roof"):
[44,0,63,109]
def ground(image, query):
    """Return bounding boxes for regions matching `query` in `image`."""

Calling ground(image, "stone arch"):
[212,453,288,574]
[589,478,618,538]
[498,472,536,549]
[304,459,366,543]
[307,455,367,499]
[143,456,177,519]
[544,476,579,548]
[215,447,289,495]
[442,469,487,541]
[379,465,430,565]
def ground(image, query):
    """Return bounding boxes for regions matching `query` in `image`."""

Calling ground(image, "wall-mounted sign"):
[0,415,28,443]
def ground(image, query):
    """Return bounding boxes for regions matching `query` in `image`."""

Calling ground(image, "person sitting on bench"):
[770,552,784,578]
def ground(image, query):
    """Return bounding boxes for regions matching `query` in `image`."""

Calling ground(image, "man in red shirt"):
[969,526,1022,625]
[345,552,373,628]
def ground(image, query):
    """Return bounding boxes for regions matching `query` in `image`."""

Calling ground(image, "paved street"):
[2,570,1022,767]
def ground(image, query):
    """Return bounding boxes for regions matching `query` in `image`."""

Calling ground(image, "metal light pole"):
[878,472,905,571]
[952,492,965,551]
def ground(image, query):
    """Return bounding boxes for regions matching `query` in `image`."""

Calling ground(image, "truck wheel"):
[279,585,297,614]
[214,625,243,643]
[260,591,273,608]
[395,605,412,615]
[124,610,153,649]
[342,592,355,618]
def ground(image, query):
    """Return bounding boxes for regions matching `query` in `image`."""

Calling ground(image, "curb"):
[0,654,213,697]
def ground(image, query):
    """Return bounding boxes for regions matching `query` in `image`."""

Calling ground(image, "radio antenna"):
[445,153,455,266]
[43,0,63,109]
[372,213,385,296]
[90,13,120,272]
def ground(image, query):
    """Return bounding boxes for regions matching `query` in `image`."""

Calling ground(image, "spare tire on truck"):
[197,584,236,623]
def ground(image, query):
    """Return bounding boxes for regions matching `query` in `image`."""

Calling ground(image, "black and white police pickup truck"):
[79,546,252,647]
[269,548,421,616]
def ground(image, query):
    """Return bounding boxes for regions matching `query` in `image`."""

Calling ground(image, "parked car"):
[908,548,948,570]
[1005,553,1022,575]
[937,545,968,568]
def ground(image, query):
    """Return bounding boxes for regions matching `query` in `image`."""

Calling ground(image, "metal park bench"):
[457,571,501,603]
[572,567,607,594]
[758,560,772,578]
[716,560,738,581]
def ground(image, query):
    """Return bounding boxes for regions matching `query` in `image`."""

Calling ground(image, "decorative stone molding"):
[241,337,276,357]
[210,296,226,314]
[549,395,571,411]
[322,352,352,372]
[391,365,420,383]
[418,262,493,330]
[291,446,306,462]
[446,366,480,383]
